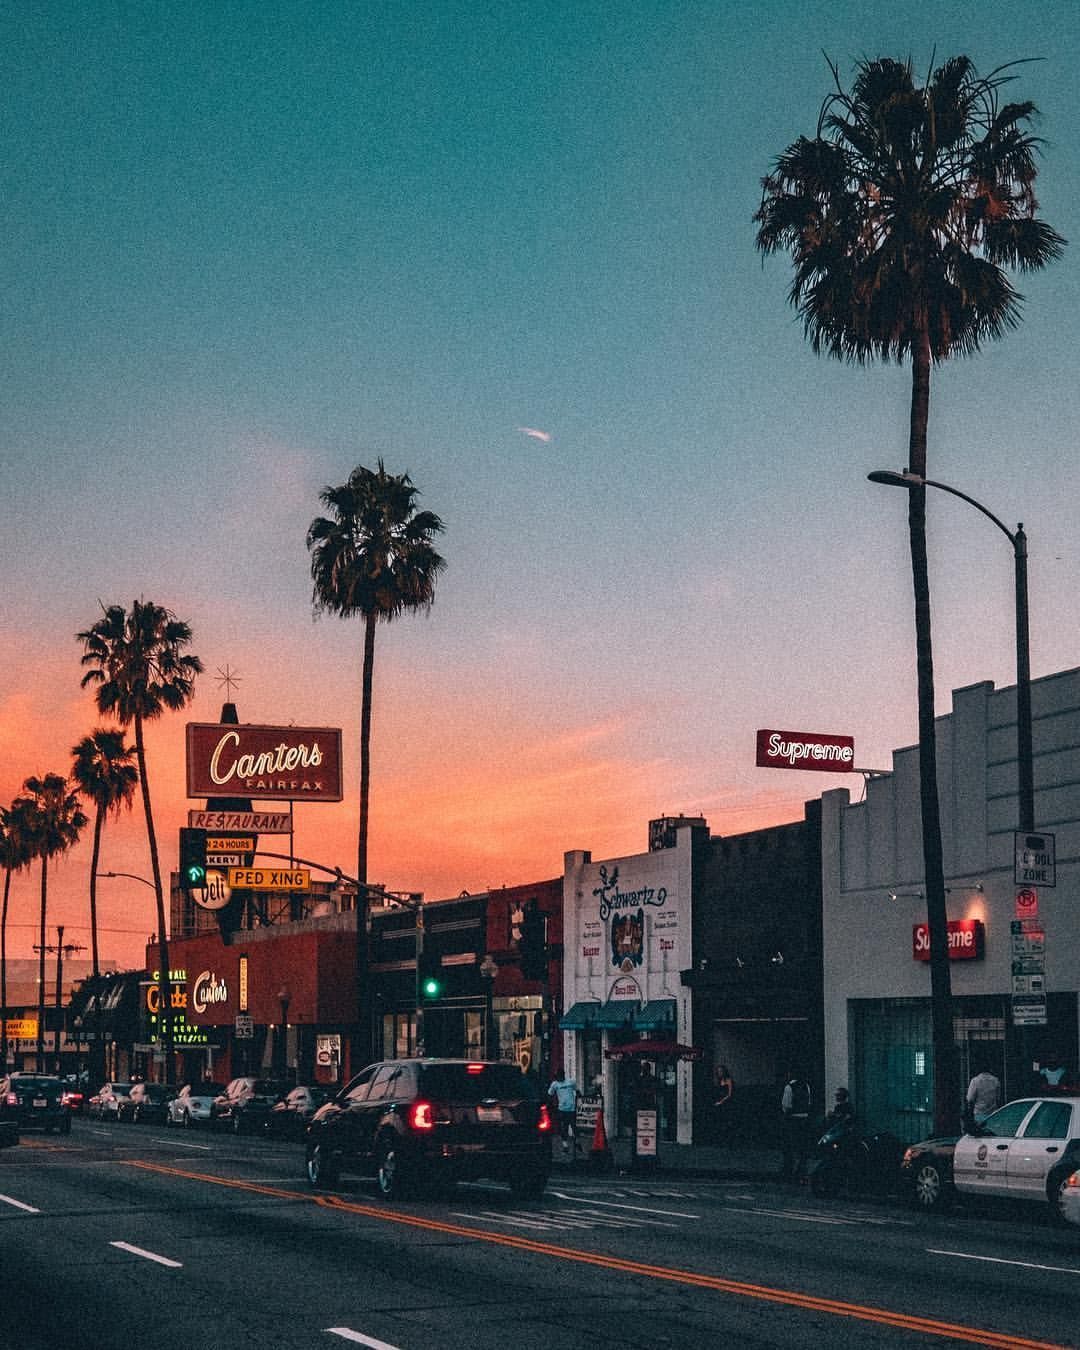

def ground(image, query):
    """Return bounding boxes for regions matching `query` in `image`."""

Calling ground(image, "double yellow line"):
[127,1160,1065,1349]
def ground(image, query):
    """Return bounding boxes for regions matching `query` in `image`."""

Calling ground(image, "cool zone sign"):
[913,919,985,961]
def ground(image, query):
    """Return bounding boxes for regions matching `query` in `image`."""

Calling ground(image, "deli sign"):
[913,919,985,962]
[756,729,855,772]
[186,724,343,802]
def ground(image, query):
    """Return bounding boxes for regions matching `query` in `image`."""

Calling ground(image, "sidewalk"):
[551,1136,782,1180]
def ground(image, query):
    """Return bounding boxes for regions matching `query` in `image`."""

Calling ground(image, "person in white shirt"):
[965,1069,1002,1126]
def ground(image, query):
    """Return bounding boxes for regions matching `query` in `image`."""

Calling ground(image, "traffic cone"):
[590,1105,614,1173]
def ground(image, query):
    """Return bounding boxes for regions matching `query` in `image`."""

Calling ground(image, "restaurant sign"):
[186,724,343,801]
[756,729,855,772]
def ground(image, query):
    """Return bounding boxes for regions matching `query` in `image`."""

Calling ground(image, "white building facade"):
[560,823,696,1145]
[821,670,1080,1142]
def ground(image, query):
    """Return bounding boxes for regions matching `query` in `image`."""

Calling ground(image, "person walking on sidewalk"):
[713,1063,734,1143]
[780,1069,812,1182]
[547,1071,578,1157]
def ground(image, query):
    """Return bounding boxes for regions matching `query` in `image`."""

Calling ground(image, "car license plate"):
[33,1098,47,1108]
[476,1106,502,1123]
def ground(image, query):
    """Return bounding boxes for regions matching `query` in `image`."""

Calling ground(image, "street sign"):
[1015,887,1039,920]
[206,836,254,853]
[1011,918,1043,934]
[1011,928,1046,956]
[1015,831,1055,887]
[207,854,243,867]
[1012,997,1048,1026]
[1012,973,1046,996]
[227,866,310,891]
[235,1014,254,1039]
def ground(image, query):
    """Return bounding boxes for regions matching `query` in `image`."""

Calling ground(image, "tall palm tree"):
[755,55,1063,1135]
[71,729,139,1082]
[20,775,87,1069]
[307,460,446,1058]
[77,601,203,1083]
[1,798,36,1069]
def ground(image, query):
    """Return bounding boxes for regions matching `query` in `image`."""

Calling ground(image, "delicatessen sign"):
[186,724,343,801]
[756,729,855,772]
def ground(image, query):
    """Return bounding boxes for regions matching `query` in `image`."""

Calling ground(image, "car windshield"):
[12,1077,59,1091]
[420,1064,540,1102]
[191,1083,225,1096]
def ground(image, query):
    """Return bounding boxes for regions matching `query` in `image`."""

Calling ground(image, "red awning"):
[604,1040,702,1061]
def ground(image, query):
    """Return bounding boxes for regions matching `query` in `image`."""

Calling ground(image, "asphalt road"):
[1,1119,1079,1349]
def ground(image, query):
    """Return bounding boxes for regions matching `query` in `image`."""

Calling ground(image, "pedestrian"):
[780,1069,812,1182]
[965,1068,1002,1127]
[713,1063,734,1143]
[547,1070,578,1156]
[1038,1054,1067,1090]
[825,1087,855,1133]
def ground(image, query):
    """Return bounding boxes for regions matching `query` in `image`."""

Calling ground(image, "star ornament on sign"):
[216,665,242,699]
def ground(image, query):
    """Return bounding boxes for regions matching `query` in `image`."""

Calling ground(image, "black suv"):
[304,1059,552,1199]
[0,1074,72,1135]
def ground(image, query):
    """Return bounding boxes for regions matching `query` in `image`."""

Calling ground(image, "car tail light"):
[1067,1171,1080,1189]
[537,1103,553,1133]
[409,1101,435,1131]
[466,1063,484,1075]
[3,1092,16,1107]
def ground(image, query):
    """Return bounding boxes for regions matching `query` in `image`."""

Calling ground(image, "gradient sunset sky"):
[4,2,1079,968]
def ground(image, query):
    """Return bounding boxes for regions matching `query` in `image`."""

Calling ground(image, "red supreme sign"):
[756,729,855,772]
[913,919,985,961]
[186,724,343,802]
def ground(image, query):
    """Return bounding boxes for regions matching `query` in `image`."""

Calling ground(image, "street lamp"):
[868,470,1033,831]
[277,985,291,1081]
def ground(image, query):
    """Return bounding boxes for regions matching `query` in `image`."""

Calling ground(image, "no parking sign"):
[1015,887,1039,920]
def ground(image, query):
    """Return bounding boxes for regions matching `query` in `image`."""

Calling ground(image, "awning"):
[558,1001,601,1031]
[635,998,676,1030]
[605,1038,702,1062]
[593,1000,640,1029]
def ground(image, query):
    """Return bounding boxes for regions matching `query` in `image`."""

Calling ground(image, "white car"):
[901,1095,1080,1222]
[166,1082,226,1129]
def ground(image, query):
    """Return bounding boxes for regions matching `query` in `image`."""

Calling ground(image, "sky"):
[3,1,1080,969]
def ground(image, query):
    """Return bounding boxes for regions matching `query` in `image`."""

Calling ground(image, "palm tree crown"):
[77,600,203,1083]
[307,460,447,624]
[754,55,1064,368]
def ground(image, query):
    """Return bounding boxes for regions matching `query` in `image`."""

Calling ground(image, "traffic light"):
[418,949,443,1000]
[178,827,208,890]
[519,900,547,981]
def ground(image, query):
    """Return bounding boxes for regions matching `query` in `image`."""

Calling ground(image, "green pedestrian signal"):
[179,827,208,889]
[418,950,443,1000]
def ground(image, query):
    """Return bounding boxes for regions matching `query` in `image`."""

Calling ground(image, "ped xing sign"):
[756,728,855,772]
[227,866,311,891]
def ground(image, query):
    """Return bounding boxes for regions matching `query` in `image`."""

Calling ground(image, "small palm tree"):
[1,798,36,1069]
[307,460,445,1058]
[77,601,203,1083]
[71,729,139,1082]
[20,775,87,1069]
[755,54,1063,1134]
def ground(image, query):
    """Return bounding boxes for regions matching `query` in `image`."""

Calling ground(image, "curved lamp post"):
[868,471,1033,832]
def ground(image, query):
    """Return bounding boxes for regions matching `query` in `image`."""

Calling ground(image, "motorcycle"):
[807,1118,902,1197]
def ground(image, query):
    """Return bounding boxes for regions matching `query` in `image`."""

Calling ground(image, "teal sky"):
[3,1,1080,964]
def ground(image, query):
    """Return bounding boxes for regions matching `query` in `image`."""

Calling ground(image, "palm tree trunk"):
[88,808,105,1083]
[36,856,48,1070]
[135,712,174,1085]
[354,611,377,1067]
[1,868,10,1069]
[908,326,958,1137]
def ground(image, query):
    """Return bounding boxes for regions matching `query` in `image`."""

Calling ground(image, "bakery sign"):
[186,724,343,801]
[756,729,855,772]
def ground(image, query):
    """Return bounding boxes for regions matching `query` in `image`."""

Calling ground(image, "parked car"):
[90,1082,133,1122]
[899,1095,1080,1223]
[60,1086,85,1114]
[166,1082,226,1129]
[0,1074,72,1135]
[122,1081,174,1125]
[304,1058,553,1199]
[265,1084,331,1138]
[214,1077,289,1134]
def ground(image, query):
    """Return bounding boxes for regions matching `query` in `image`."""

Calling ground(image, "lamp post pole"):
[868,471,1034,831]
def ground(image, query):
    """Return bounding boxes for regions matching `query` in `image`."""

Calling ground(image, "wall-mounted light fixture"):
[888,883,982,901]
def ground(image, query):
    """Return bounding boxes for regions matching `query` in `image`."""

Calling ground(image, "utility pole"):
[34,927,85,1074]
